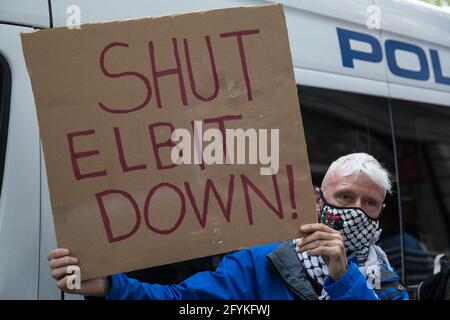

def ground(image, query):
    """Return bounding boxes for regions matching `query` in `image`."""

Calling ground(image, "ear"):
[314,187,322,213]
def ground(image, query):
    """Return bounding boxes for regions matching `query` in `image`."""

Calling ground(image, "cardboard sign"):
[21,4,316,280]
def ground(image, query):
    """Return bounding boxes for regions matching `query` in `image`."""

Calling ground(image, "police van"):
[0,0,449,299]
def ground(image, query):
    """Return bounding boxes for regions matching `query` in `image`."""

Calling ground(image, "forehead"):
[324,172,385,199]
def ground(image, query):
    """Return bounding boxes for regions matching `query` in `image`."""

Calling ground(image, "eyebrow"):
[333,189,356,196]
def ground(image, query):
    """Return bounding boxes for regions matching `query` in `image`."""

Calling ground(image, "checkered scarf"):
[320,204,380,262]
[294,204,391,299]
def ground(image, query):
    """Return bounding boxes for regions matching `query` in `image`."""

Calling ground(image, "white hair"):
[322,153,392,194]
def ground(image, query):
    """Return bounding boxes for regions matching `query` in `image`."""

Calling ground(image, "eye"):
[365,199,378,207]
[337,193,352,202]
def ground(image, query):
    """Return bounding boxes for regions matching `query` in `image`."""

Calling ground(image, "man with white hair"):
[48,152,409,300]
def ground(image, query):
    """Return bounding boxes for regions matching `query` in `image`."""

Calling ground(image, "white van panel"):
[283,4,386,83]
[38,148,82,300]
[379,30,450,106]
[51,0,377,29]
[37,146,59,300]
[51,0,260,26]
[0,0,49,28]
[278,0,376,26]
[0,25,41,299]
[376,0,450,48]
[294,68,389,97]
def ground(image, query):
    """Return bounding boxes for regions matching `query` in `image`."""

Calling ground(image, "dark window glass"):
[392,99,450,286]
[298,86,399,229]
[0,55,11,194]
[298,85,402,272]
[126,85,403,286]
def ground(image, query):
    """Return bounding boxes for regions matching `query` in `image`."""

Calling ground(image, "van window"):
[297,85,401,245]
[0,55,11,194]
[392,99,450,286]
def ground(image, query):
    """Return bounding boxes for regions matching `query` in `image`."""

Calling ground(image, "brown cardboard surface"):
[21,4,316,280]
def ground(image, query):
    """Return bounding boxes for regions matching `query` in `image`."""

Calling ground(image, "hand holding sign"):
[48,248,109,296]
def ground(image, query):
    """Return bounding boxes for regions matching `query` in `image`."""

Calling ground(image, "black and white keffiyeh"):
[321,204,380,262]
[294,202,391,299]
[294,231,391,299]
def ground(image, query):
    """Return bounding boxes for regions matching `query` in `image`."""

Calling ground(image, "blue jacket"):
[105,241,409,300]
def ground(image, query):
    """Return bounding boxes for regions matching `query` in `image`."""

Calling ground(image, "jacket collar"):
[266,240,319,300]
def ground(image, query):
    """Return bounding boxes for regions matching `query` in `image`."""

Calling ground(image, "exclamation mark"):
[287,165,298,219]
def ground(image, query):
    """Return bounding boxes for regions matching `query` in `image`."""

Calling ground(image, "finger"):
[49,256,78,269]
[298,239,343,252]
[308,246,334,257]
[308,245,344,258]
[48,248,70,261]
[298,239,344,253]
[51,266,69,281]
[300,231,342,247]
[57,275,86,295]
[57,275,69,291]
[300,223,340,235]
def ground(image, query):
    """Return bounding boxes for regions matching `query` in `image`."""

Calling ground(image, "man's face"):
[315,171,386,219]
